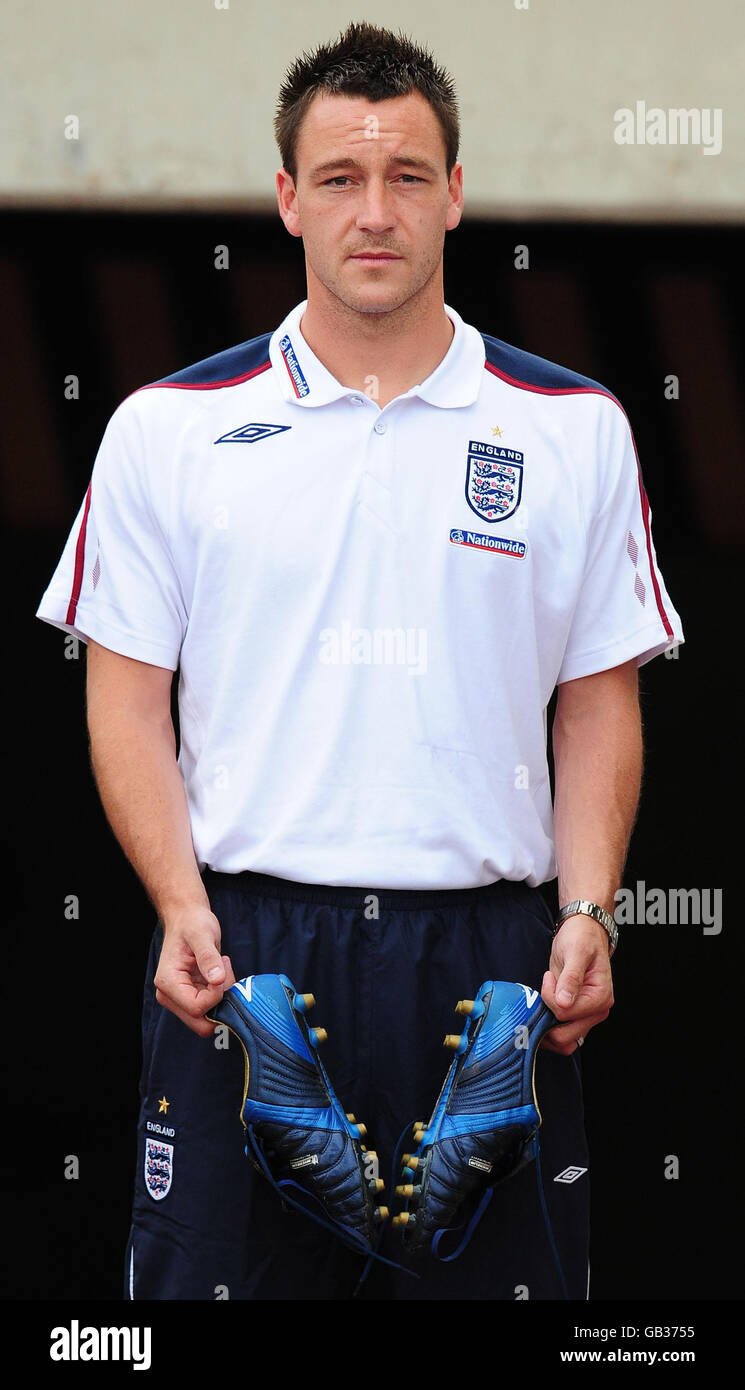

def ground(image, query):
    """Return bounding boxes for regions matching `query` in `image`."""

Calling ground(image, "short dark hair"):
[274,21,460,182]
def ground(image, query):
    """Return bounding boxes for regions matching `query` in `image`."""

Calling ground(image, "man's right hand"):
[154,905,236,1036]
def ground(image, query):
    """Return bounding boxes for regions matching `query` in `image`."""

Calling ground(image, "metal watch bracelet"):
[554,899,618,956]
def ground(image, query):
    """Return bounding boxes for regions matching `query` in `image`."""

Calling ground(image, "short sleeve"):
[35,395,186,669]
[557,399,684,683]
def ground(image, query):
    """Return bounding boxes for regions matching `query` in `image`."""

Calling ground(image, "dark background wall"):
[3,210,742,1299]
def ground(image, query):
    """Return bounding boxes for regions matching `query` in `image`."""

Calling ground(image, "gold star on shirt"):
[158,1096,170,1114]
[491,425,504,437]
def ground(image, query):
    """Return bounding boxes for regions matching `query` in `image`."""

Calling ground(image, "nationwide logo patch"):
[279,334,310,398]
[465,440,524,522]
[144,1137,174,1201]
[214,422,291,444]
[450,528,526,558]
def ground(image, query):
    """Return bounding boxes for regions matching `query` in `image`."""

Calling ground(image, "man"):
[36,22,683,1300]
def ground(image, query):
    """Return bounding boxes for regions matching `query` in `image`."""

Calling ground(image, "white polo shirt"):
[36,298,684,889]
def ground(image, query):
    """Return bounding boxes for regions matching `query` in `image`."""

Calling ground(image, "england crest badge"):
[465,441,524,523]
[144,1137,174,1201]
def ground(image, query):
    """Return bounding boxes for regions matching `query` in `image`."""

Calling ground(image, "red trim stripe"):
[484,360,674,640]
[135,358,272,394]
[65,481,92,625]
[626,430,674,641]
[484,359,617,403]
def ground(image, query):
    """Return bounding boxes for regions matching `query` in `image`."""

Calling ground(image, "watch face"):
[557,902,617,952]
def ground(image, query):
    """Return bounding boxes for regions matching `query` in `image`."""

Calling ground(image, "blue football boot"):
[392,980,555,1258]
[206,974,388,1254]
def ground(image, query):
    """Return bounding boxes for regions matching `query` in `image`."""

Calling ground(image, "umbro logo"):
[553,1165,588,1184]
[214,422,291,444]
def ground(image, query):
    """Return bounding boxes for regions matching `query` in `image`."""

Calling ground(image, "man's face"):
[277,90,463,316]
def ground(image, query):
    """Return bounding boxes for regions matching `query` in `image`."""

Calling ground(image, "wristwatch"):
[554,899,618,957]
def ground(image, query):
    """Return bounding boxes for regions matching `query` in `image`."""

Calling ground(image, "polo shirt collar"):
[269,299,485,410]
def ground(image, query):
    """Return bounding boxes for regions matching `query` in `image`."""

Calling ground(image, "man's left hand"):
[541,916,614,1054]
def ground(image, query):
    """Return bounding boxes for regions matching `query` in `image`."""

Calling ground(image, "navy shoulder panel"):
[480,331,618,403]
[151,331,273,388]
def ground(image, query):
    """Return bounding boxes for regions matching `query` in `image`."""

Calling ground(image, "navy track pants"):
[124,868,590,1300]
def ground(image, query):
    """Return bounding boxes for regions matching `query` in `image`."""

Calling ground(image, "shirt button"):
[349,395,364,405]
[373,420,387,434]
